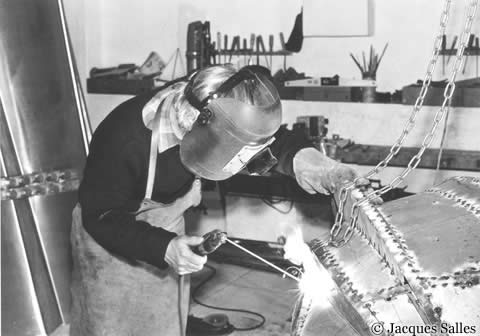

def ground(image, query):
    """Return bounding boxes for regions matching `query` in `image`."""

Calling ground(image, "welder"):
[70,64,365,336]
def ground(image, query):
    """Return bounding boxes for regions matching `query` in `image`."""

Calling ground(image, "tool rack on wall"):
[439,34,480,76]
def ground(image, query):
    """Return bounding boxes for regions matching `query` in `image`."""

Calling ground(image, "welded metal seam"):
[453,175,480,188]
[425,187,480,218]
[291,294,313,336]
[296,176,480,334]
[1,168,81,200]
[309,239,390,332]
[359,202,421,281]
[1,168,81,188]
[361,185,480,327]
[357,202,445,325]
[1,180,81,200]
[415,264,480,289]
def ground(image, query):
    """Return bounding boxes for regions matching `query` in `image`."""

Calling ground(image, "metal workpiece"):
[293,176,480,335]
[292,228,424,336]
[1,169,82,200]
[425,176,480,217]
[1,0,89,334]
[379,177,480,324]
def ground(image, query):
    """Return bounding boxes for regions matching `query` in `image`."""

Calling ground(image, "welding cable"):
[192,264,266,331]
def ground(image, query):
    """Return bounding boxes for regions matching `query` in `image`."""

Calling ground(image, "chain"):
[329,0,453,247]
[341,0,479,247]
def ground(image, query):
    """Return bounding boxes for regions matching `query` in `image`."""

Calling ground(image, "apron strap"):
[145,100,165,200]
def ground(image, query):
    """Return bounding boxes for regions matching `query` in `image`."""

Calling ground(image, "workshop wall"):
[65,0,480,128]
[63,0,480,192]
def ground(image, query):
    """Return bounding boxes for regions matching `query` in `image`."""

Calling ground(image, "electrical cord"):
[192,264,266,331]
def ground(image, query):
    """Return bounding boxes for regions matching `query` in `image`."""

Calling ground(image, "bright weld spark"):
[284,227,335,307]
[225,238,300,282]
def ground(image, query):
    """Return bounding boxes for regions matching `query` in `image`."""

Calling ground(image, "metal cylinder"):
[186,21,212,73]
[1,0,89,334]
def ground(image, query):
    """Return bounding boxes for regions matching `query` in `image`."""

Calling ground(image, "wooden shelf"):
[439,49,480,56]
[215,50,292,56]
[336,144,480,172]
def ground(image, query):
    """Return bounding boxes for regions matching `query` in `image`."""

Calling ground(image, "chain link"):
[340,0,479,246]
[329,0,453,246]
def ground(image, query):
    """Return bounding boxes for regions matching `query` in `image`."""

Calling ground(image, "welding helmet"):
[180,65,282,181]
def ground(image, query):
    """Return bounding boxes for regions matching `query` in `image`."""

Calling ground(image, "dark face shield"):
[180,66,282,180]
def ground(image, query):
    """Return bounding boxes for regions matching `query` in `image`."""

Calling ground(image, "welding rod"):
[225,238,300,282]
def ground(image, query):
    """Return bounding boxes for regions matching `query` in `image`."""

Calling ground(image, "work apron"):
[70,103,198,336]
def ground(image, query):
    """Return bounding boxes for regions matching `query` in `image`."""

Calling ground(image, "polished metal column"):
[1,0,89,334]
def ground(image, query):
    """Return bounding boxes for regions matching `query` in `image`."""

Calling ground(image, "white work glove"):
[165,235,207,275]
[293,148,381,203]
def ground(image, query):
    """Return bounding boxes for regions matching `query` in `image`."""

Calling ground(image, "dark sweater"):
[79,88,312,269]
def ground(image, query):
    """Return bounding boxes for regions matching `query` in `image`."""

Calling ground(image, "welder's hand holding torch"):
[165,235,207,275]
[293,148,382,204]
[162,178,207,275]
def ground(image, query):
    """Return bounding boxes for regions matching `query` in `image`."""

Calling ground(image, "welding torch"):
[192,229,300,282]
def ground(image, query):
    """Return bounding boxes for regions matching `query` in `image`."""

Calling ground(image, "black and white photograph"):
[1,0,480,335]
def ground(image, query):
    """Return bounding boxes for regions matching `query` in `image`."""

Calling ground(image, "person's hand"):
[164,235,207,275]
[293,148,382,204]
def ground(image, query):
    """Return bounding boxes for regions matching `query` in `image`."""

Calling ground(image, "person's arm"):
[79,140,177,269]
[268,126,372,197]
[269,126,315,177]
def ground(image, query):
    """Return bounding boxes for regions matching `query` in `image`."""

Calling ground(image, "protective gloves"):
[293,147,377,200]
[165,235,207,275]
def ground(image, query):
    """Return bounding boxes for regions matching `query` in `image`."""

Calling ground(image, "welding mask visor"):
[180,66,282,181]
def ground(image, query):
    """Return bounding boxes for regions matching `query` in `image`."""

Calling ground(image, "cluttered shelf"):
[274,70,480,107]
[85,62,480,107]
[85,48,480,107]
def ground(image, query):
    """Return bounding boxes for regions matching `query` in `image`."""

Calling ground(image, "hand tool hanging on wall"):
[204,22,212,66]
[228,36,240,63]
[279,33,287,70]
[248,34,255,65]
[463,33,475,74]
[268,35,274,71]
[441,34,447,74]
[186,21,213,73]
[224,35,228,64]
[243,38,248,64]
[217,32,222,64]
[447,35,458,64]
[256,35,269,67]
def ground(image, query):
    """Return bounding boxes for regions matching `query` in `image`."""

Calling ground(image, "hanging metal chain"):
[339,0,479,248]
[329,0,453,247]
